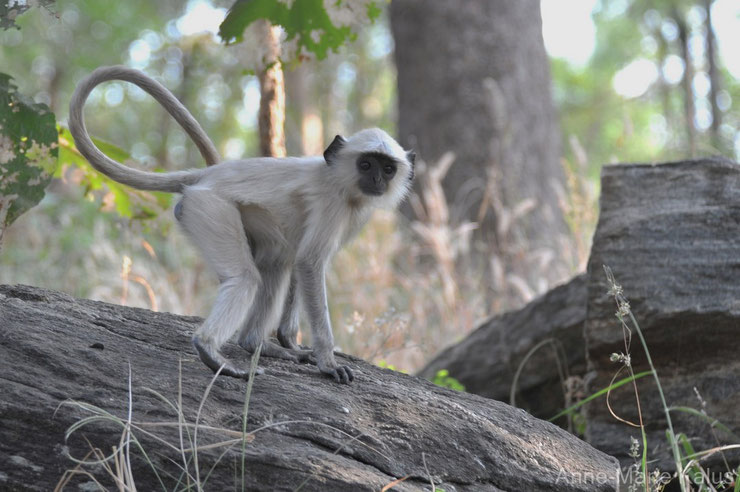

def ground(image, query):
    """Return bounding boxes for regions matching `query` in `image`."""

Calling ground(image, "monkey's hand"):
[315,351,354,384]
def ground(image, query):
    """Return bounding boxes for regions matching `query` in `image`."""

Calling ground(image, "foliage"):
[0,0,185,224]
[0,72,58,234]
[0,0,55,30]
[431,369,465,392]
[553,0,740,177]
[376,360,406,373]
[219,0,382,61]
[678,433,709,490]
[57,126,171,220]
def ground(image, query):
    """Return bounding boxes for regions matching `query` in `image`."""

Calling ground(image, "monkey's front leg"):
[296,259,354,384]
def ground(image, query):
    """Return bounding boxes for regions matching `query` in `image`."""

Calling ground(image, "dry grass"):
[54,355,401,491]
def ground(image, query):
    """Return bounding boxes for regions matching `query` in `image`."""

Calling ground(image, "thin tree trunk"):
[656,30,674,144]
[256,20,286,158]
[284,62,324,156]
[283,62,304,154]
[48,63,63,113]
[155,45,197,167]
[674,9,696,157]
[703,0,721,148]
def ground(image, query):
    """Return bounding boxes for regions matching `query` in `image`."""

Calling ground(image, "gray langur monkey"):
[69,66,415,384]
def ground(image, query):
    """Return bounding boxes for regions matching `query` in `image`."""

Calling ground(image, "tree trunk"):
[704,0,721,149]
[674,9,697,157]
[391,0,570,304]
[256,20,286,158]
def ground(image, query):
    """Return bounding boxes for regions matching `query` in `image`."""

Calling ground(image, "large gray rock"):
[0,284,618,491]
[419,274,587,423]
[584,158,740,470]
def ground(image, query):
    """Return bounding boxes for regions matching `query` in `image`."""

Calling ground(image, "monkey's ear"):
[406,150,416,182]
[323,135,347,165]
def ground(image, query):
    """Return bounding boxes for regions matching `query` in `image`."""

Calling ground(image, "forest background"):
[1,0,738,373]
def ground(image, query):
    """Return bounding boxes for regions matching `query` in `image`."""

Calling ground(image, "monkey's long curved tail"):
[69,65,219,193]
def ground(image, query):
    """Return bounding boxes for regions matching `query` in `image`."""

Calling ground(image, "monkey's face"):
[323,129,415,208]
[356,152,397,196]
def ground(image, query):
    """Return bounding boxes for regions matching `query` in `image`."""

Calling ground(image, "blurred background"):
[1,0,738,372]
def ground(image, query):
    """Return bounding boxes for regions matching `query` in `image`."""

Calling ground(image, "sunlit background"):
[541,0,740,160]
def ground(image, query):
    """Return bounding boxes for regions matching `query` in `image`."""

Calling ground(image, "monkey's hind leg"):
[277,273,302,351]
[178,188,261,379]
[237,260,312,364]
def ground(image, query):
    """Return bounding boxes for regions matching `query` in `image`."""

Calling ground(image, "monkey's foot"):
[277,331,300,351]
[244,340,313,364]
[317,360,354,384]
[193,336,263,379]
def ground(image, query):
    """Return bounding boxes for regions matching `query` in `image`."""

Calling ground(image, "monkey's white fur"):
[69,66,413,383]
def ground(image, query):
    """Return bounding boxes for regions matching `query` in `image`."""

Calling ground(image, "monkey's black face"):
[356,152,397,196]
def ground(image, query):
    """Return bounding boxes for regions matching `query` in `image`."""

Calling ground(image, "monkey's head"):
[323,128,415,209]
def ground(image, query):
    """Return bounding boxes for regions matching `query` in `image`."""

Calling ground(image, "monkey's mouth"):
[359,183,387,196]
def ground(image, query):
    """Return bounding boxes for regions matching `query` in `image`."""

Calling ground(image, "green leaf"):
[376,360,407,374]
[677,433,706,491]
[0,72,58,232]
[548,370,652,422]
[219,0,379,61]
[432,369,465,392]
[365,1,382,21]
[57,126,171,220]
[669,406,740,441]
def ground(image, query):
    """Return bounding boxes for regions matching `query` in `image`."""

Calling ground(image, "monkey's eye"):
[359,161,371,171]
[383,165,395,175]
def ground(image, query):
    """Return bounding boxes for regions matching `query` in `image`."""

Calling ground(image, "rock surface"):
[0,284,618,491]
[584,158,740,470]
[419,274,587,423]
[417,158,740,479]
